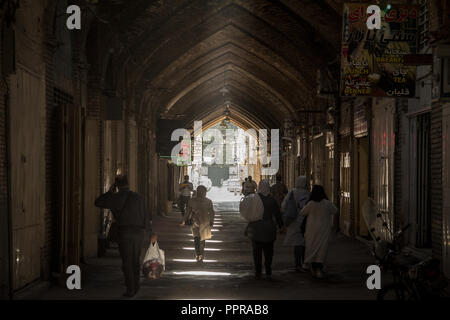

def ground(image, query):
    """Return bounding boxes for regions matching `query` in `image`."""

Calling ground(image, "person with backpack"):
[281,176,310,272]
[242,176,258,196]
[178,175,194,221]
[245,180,285,280]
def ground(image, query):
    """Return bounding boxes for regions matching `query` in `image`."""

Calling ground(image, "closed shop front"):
[324,131,334,202]
[442,103,450,278]
[9,66,46,290]
[310,133,325,187]
[340,102,352,236]
[372,98,396,241]
[353,102,369,237]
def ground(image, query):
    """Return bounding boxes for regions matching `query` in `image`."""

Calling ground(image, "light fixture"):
[219,87,229,96]
[220,104,232,127]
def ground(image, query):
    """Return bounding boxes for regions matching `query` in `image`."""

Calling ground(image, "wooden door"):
[9,66,46,290]
[57,104,81,273]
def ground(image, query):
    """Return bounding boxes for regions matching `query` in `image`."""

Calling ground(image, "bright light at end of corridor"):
[211,229,220,232]
[172,271,231,276]
[189,239,223,243]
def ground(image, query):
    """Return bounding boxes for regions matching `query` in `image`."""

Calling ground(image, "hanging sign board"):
[176,139,191,166]
[340,4,419,97]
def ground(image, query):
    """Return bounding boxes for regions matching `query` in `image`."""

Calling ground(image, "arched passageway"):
[1,0,450,300]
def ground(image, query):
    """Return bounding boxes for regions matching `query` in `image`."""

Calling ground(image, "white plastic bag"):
[239,193,264,222]
[142,241,165,279]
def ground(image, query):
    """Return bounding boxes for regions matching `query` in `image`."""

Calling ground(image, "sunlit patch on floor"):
[172,259,218,263]
[182,247,221,251]
[171,271,232,276]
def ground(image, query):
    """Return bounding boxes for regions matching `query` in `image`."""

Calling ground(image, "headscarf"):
[309,185,328,202]
[196,185,207,199]
[257,179,271,196]
[295,176,307,189]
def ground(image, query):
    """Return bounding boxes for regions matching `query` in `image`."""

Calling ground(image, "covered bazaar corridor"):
[20,203,378,300]
[1,0,450,300]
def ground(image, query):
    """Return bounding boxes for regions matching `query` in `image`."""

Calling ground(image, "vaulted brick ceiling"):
[91,0,342,129]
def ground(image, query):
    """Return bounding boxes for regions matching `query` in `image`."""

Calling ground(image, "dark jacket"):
[95,187,152,234]
[245,193,283,243]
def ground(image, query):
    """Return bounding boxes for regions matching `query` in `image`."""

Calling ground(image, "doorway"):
[56,103,82,274]
[354,136,369,237]
[409,112,432,248]
[208,166,229,187]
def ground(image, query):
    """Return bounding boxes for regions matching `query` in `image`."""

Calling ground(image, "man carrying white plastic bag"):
[142,235,165,280]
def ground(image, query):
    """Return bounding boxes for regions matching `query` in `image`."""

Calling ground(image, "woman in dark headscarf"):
[281,176,310,272]
[245,180,285,280]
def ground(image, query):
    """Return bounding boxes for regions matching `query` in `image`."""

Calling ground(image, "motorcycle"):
[362,198,448,300]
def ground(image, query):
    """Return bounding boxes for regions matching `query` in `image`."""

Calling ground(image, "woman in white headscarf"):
[179,185,215,262]
[281,176,310,272]
[301,185,337,279]
[245,180,285,280]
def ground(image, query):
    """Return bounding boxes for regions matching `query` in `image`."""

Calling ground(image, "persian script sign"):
[341,4,419,97]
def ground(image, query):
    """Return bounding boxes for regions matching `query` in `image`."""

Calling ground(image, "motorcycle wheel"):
[377,283,418,301]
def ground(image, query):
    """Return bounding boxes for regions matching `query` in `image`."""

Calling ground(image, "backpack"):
[239,193,264,222]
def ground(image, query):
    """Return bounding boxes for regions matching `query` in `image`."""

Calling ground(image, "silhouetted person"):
[95,174,153,297]
[178,175,194,221]
[179,185,215,262]
[243,175,257,196]
[271,175,288,208]
[301,185,337,279]
[245,180,285,280]
[281,176,310,272]
[241,177,248,195]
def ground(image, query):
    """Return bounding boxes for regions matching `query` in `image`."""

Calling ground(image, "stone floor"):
[26,201,379,300]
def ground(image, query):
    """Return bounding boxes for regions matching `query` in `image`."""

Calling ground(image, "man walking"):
[241,177,248,195]
[271,175,288,209]
[178,175,194,220]
[95,174,154,297]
